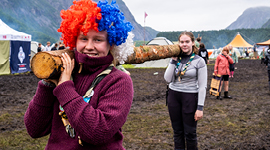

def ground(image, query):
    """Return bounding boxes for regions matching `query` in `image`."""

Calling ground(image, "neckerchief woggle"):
[175,52,195,82]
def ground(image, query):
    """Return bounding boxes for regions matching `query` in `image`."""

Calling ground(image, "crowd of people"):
[37,41,66,52]
[25,0,270,149]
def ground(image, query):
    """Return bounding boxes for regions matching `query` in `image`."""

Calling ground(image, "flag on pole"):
[144,12,148,23]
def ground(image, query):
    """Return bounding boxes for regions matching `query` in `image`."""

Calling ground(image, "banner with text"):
[10,41,31,74]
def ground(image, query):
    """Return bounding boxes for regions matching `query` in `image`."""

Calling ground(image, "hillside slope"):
[226,6,270,30]
[0,0,157,44]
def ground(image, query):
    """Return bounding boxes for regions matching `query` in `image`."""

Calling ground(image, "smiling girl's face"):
[76,30,114,57]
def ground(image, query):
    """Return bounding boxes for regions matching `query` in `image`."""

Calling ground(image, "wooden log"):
[30,49,74,79]
[31,45,180,79]
[125,44,180,64]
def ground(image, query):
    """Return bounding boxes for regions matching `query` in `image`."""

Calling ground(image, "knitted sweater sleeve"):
[24,81,56,138]
[53,71,133,145]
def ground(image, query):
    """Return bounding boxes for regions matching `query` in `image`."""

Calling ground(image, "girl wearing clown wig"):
[24,0,134,149]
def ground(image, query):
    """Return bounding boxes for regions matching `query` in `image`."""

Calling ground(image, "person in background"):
[51,43,58,51]
[24,0,134,149]
[37,43,42,52]
[58,41,66,50]
[253,44,258,59]
[198,43,209,64]
[260,47,266,64]
[228,45,238,78]
[265,48,270,91]
[214,46,234,100]
[43,41,51,51]
[164,31,207,150]
[244,48,249,58]
[195,36,201,48]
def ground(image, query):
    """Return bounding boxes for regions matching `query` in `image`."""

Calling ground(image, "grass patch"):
[0,113,12,122]
[0,130,48,150]
[121,64,135,68]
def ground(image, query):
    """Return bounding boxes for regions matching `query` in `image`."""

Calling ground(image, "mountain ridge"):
[0,0,157,44]
[0,1,270,45]
[226,6,270,29]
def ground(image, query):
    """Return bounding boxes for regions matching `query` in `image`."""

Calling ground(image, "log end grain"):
[31,52,62,79]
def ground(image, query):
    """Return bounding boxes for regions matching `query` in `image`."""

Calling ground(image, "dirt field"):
[0,59,270,150]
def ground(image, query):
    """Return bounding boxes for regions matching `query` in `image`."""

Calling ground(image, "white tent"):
[146,37,174,45]
[0,19,32,75]
[0,19,31,41]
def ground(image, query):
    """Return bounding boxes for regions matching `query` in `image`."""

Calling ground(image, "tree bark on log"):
[31,45,180,79]
[30,49,74,79]
[124,44,180,64]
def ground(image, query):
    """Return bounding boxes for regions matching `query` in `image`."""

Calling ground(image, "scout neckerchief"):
[58,64,114,146]
[175,52,195,82]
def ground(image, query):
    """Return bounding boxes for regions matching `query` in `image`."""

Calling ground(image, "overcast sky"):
[123,0,270,32]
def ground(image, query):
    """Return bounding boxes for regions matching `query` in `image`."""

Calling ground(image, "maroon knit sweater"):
[24,51,134,150]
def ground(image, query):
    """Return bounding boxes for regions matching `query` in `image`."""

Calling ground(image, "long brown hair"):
[178,31,198,54]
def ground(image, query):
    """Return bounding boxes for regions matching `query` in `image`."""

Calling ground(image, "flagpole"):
[144,12,148,45]
[144,13,145,45]
[144,26,145,45]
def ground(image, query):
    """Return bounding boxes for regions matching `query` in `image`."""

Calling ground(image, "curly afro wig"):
[57,0,102,50]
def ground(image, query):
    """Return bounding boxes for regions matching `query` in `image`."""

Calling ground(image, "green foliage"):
[157,28,270,49]
[0,0,60,45]
[122,64,135,68]
[0,10,57,45]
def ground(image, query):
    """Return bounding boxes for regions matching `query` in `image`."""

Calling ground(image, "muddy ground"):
[0,59,270,150]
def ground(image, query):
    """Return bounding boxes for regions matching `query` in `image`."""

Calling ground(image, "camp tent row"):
[210,32,254,58]
[0,19,31,75]
[211,32,270,58]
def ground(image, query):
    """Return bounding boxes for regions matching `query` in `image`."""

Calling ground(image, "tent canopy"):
[0,19,31,41]
[256,39,270,46]
[146,37,174,45]
[0,19,31,75]
[227,33,253,48]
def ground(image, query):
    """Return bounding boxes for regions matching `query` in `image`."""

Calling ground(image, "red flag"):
[145,12,148,19]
